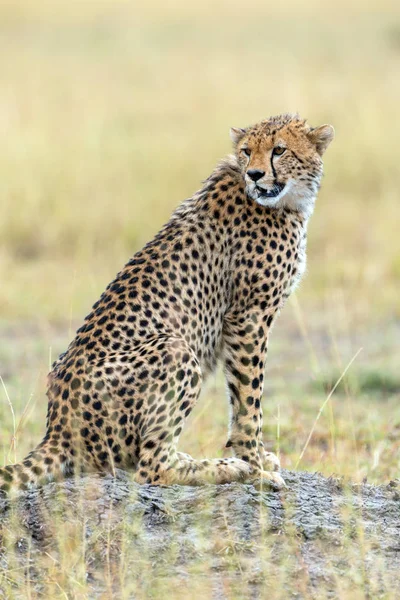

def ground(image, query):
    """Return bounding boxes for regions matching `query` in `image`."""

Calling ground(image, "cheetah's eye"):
[242,148,251,157]
[273,146,286,156]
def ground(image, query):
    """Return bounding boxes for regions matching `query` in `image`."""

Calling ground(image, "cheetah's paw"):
[259,448,281,472]
[252,470,286,491]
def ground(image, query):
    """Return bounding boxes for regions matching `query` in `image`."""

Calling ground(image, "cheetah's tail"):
[0,438,69,498]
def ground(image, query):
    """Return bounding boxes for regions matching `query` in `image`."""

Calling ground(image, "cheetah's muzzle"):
[256,182,286,198]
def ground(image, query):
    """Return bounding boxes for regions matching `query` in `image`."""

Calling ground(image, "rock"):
[1,469,399,598]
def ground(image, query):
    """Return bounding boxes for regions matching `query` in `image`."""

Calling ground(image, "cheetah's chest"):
[287,229,308,296]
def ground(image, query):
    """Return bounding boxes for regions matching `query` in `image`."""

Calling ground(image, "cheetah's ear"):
[307,124,335,156]
[230,127,247,146]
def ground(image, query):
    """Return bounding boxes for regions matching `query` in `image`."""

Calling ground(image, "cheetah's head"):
[230,113,334,217]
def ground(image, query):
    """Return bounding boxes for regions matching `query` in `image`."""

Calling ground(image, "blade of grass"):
[296,347,363,469]
[0,375,17,463]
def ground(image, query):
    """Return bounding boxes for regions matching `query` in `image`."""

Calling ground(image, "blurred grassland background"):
[1,0,400,484]
[1,1,400,598]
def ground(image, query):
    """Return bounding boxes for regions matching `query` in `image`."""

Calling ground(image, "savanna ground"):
[0,0,400,598]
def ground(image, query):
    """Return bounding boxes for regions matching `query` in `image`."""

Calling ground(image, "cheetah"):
[0,113,334,495]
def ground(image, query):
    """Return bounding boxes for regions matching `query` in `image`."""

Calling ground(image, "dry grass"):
[1,0,400,598]
[1,0,400,321]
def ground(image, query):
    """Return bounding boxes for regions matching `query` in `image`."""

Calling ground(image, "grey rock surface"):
[1,469,399,598]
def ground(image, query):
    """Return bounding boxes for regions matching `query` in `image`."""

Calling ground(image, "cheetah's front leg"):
[223,310,284,485]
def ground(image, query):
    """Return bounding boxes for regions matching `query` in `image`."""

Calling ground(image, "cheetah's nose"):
[247,169,265,182]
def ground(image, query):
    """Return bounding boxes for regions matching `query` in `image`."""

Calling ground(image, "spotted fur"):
[0,113,334,494]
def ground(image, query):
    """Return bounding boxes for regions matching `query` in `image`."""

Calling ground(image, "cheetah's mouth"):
[256,182,286,199]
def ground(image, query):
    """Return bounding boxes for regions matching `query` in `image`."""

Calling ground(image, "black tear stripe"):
[289,149,303,165]
[270,151,277,182]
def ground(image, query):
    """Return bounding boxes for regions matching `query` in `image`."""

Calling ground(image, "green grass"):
[313,369,400,396]
[1,0,400,597]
